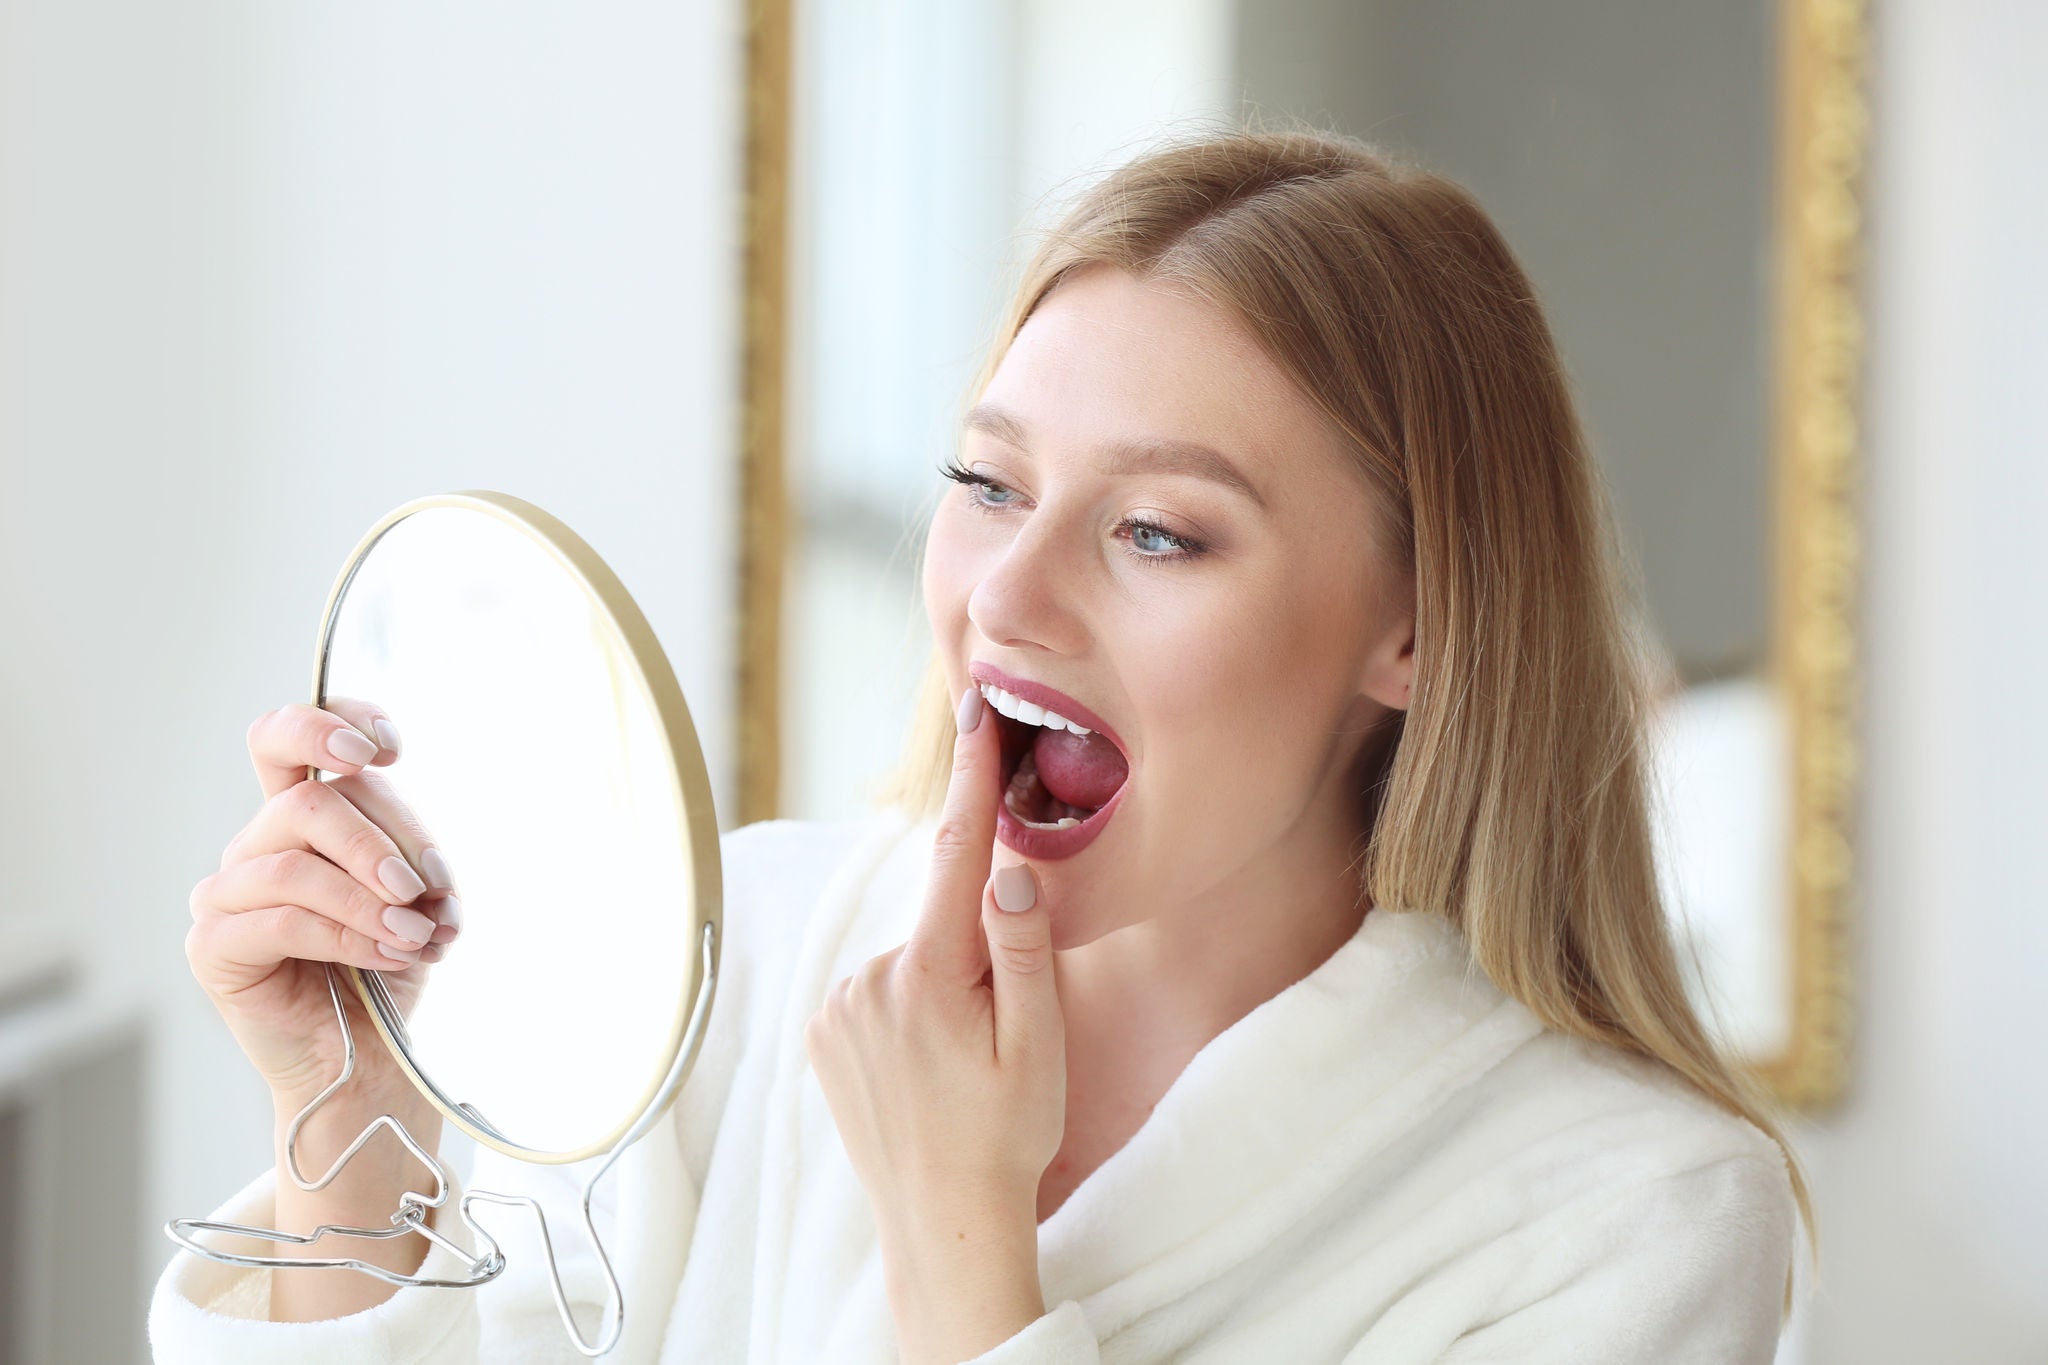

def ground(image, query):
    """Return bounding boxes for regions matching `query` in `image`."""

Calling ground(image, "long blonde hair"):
[875,120,1814,1310]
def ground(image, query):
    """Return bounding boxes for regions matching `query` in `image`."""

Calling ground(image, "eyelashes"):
[936,460,1210,564]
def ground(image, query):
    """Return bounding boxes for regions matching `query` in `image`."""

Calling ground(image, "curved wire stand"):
[166,919,718,1357]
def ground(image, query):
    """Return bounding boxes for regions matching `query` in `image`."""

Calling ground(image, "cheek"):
[1165,566,1320,713]
[1142,572,1347,807]
[1134,609,1277,776]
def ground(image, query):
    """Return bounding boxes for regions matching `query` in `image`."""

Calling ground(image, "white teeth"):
[977,682,1093,736]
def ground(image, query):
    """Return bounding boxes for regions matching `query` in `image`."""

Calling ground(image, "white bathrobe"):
[150,806,1802,1362]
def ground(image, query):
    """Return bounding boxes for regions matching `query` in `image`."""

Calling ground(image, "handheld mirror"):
[321,491,720,1161]
[167,490,722,1356]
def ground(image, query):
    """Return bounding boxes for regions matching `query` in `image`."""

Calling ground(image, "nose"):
[966,507,1087,655]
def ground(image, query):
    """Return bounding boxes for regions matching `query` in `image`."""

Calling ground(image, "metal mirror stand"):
[167,919,719,1357]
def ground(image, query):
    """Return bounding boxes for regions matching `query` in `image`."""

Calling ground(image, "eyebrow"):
[961,402,1269,513]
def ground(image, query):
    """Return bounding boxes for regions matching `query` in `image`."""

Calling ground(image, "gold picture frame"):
[735,0,1868,1110]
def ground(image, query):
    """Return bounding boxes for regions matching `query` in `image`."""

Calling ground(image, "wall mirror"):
[741,0,1864,1109]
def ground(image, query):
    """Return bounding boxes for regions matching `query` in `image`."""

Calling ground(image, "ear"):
[1358,612,1416,713]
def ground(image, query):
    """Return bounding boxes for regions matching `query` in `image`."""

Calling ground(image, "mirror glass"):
[780,2,1816,1086]
[319,499,711,1159]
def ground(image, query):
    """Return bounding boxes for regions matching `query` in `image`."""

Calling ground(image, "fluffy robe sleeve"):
[147,820,769,1365]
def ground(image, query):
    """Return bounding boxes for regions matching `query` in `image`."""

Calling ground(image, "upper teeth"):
[978,682,1092,736]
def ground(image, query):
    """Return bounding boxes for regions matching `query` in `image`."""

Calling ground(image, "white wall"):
[1789,0,2048,1358]
[0,0,743,1333]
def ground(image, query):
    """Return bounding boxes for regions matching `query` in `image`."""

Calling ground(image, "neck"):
[1051,807,1372,1077]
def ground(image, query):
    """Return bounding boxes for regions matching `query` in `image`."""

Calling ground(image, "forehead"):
[977,266,1347,488]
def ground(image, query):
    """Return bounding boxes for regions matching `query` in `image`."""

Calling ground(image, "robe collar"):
[831,809,1547,1332]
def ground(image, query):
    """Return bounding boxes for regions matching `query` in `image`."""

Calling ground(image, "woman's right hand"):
[185,699,463,1114]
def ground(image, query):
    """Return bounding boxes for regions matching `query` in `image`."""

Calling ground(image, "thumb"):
[983,862,1060,1062]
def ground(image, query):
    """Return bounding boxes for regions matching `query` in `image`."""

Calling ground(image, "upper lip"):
[967,662,1127,759]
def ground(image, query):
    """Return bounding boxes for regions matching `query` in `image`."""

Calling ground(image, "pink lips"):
[968,662,1130,860]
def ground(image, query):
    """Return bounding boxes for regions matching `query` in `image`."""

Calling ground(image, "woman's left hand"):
[804,685,1065,1360]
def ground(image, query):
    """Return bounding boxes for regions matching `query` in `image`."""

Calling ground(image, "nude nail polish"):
[379,855,425,902]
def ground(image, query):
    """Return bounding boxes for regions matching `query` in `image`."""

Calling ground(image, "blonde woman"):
[153,125,1811,1363]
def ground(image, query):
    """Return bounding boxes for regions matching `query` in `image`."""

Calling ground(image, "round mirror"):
[314,490,721,1162]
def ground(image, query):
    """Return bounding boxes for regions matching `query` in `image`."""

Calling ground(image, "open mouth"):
[994,708,1130,831]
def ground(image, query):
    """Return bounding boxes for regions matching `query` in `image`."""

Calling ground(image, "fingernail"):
[993,862,1037,913]
[372,717,402,757]
[382,904,435,946]
[420,846,454,892]
[377,945,421,967]
[956,686,984,735]
[429,896,462,944]
[420,942,445,964]
[327,727,378,766]
[379,855,426,902]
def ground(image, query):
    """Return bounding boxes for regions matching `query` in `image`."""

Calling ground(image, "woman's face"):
[923,264,1413,949]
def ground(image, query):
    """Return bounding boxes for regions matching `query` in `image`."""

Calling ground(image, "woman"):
[153,125,1813,1362]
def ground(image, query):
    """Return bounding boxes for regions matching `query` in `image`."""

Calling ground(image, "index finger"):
[247,699,401,801]
[901,685,1002,983]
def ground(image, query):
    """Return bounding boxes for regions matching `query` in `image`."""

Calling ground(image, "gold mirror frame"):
[734,0,1867,1111]
[1757,0,1867,1110]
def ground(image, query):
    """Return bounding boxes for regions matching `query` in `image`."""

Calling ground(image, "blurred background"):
[2,0,2042,1360]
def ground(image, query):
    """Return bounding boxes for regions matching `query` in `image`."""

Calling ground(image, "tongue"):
[1031,727,1128,810]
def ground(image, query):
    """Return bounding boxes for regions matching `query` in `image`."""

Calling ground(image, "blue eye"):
[1127,521,1185,556]
[936,460,1208,564]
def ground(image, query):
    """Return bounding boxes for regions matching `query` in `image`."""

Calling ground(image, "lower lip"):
[995,773,1129,860]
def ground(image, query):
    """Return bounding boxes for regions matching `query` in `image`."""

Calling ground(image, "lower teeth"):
[1005,750,1087,830]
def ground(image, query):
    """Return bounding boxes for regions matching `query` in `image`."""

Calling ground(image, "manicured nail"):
[956,686,984,735]
[420,943,445,964]
[428,896,462,944]
[379,855,426,902]
[326,727,377,766]
[382,904,435,946]
[372,717,402,757]
[377,945,421,967]
[419,846,454,892]
[993,862,1037,913]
